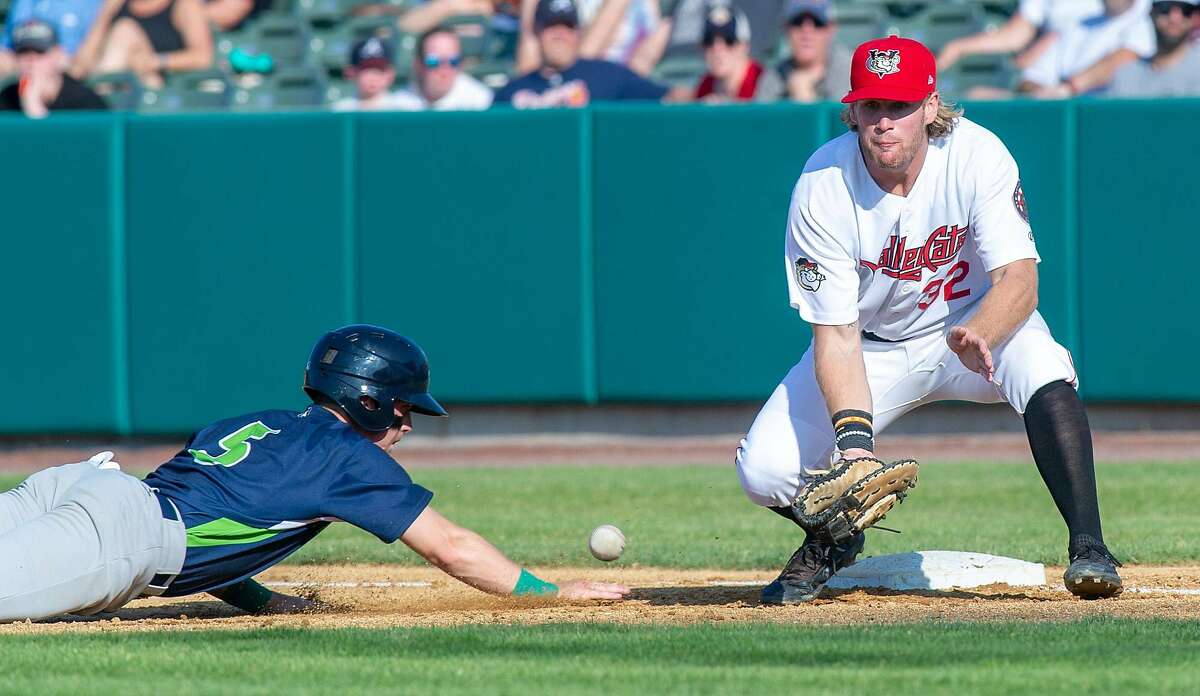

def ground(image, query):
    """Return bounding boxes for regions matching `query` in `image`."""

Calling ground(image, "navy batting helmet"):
[303,324,447,432]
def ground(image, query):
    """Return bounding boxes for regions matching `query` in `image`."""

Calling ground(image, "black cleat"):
[761,532,865,605]
[1064,535,1123,599]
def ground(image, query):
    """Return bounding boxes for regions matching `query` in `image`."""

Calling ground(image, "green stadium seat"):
[439,14,491,60]
[87,72,142,111]
[906,4,984,53]
[137,71,233,112]
[831,4,885,52]
[231,68,328,110]
[938,53,1014,98]
[652,55,705,89]
[237,13,312,67]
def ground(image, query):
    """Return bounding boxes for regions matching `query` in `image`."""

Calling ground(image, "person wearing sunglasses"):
[0,18,106,117]
[1108,0,1200,95]
[1018,0,1155,98]
[495,0,669,108]
[392,26,492,111]
[693,3,781,102]
[776,0,848,103]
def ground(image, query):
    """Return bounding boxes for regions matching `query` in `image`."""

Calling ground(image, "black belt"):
[861,331,903,343]
[144,490,183,595]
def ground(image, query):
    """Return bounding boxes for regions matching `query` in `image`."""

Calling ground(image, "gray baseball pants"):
[0,454,186,622]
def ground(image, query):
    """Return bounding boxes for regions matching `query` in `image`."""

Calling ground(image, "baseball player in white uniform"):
[736,36,1123,604]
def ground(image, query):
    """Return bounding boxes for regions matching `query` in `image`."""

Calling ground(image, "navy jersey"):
[493,58,668,108]
[143,406,432,596]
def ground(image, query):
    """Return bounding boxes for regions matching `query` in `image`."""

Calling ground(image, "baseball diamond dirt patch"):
[5,564,1200,634]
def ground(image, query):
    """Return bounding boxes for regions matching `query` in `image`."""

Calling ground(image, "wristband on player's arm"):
[210,578,274,613]
[512,568,558,596]
[832,409,874,453]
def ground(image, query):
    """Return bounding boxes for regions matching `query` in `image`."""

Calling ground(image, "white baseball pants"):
[735,311,1077,508]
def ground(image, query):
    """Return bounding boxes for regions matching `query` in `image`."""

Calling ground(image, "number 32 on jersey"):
[917,260,971,311]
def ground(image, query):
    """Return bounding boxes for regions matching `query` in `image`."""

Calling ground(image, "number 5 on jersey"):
[189,421,281,467]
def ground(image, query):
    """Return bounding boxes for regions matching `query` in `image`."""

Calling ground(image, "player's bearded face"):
[853,97,934,170]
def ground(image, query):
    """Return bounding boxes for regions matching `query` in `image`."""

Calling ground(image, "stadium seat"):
[231,67,328,110]
[831,4,885,53]
[87,72,142,111]
[652,55,706,89]
[906,4,984,53]
[238,13,312,67]
[938,53,1014,98]
[137,70,233,112]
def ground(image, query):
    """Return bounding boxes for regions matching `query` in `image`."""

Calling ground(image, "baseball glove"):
[791,457,919,544]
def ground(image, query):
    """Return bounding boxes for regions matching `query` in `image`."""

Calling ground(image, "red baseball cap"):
[841,36,936,104]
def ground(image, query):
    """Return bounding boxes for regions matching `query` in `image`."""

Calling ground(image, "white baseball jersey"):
[784,117,1038,341]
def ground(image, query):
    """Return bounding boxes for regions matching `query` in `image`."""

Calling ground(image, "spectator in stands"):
[516,0,662,73]
[1017,0,1155,97]
[0,0,103,74]
[646,0,788,70]
[71,0,213,89]
[204,0,269,31]
[394,0,518,36]
[939,0,1106,71]
[333,36,408,111]
[1108,0,1200,95]
[776,0,849,103]
[494,0,670,107]
[693,4,781,102]
[392,27,494,110]
[0,19,107,116]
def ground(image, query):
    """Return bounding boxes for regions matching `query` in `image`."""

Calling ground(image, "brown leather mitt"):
[791,457,919,544]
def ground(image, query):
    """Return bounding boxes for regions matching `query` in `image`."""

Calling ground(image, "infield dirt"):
[5,564,1200,634]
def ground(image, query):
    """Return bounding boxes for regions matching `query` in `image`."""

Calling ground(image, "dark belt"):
[144,490,183,595]
[861,331,903,343]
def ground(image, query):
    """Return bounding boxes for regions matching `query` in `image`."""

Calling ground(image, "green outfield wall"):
[1,99,1194,434]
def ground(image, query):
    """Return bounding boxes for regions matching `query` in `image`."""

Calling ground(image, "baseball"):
[588,524,626,562]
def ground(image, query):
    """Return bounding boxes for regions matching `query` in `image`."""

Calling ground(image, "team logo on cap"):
[361,38,385,59]
[794,257,825,292]
[708,5,732,24]
[865,48,900,79]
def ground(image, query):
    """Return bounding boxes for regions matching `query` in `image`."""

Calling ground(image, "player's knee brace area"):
[735,441,800,508]
[1024,380,1077,421]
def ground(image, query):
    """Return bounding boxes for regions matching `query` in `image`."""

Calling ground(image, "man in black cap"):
[776,0,849,102]
[693,3,781,101]
[332,35,407,112]
[0,19,106,117]
[494,0,670,107]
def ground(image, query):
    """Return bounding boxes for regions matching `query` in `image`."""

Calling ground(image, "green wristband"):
[513,568,559,596]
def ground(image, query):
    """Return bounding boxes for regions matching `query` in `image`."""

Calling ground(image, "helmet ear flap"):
[359,395,381,412]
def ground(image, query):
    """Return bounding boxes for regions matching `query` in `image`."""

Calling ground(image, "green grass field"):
[4,620,1199,695]
[2,460,1198,693]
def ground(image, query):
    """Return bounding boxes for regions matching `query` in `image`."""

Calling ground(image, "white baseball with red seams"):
[735,117,1078,509]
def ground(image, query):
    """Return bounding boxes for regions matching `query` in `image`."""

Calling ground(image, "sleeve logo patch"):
[794,257,826,292]
[1013,179,1030,224]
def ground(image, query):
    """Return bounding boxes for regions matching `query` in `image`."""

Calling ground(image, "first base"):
[825,551,1046,591]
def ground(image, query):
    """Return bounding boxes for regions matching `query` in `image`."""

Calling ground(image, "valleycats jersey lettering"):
[860,224,969,281]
